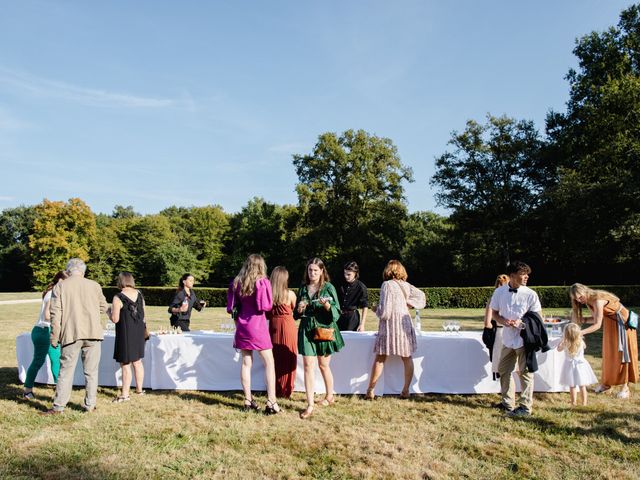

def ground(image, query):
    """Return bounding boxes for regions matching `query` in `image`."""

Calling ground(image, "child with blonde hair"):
[557,323,598,406]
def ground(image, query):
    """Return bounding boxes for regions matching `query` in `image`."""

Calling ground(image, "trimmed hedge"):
[103,285,640,309]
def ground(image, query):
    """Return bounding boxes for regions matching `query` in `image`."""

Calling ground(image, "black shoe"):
[506,406,531,417]
[40,408,63,416]
[243,398,259,412]
[492,402,513,412]
[264,400,280,415]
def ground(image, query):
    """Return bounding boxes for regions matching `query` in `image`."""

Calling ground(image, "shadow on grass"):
[509,408,640,444]
[157,389,248,410]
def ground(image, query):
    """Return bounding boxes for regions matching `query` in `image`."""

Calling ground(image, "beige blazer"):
[50,274,108,347]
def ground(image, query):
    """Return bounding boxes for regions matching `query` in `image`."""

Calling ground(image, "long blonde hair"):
[569,283,619,323]
[562,323,585,357]
[270,266,290,306]
[233,254,267,297]
[495,274,508,288]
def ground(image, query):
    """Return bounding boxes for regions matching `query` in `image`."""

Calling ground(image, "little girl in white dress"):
[557,323,598,406]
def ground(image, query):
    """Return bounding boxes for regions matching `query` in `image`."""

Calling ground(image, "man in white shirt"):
[490,261,542,417]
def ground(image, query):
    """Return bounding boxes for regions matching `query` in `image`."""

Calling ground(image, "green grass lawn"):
[0,296,638,479]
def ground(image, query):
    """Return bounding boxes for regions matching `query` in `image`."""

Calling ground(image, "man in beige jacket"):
[42,258,108,414]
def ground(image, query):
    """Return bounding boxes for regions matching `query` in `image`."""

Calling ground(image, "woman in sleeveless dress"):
[366,260,426,399]
[111,272,147,403]
[570,283,638,399]
[226,254,280,414]
[267,266,298,399]
[294,257,344,419]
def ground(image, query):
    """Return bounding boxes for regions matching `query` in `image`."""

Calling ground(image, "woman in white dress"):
[365,260,426,399]
[484,274,509,379]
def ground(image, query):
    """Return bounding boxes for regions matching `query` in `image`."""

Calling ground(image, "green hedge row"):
[103,285,640,309]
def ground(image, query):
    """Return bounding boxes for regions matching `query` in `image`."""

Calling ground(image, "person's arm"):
[111,295,122,324]
[483,303,493,328]
[43,297,52,322]
[256,278,273,312]
[407,283,426,310]
[491,309,515,327]
[580,300,606,335]
[289,290,297,310]
[358,307,368,332]
[169,291,185,315]
[557,339,565,352]
[49,284,62,348]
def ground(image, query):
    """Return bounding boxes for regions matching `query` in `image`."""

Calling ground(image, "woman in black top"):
[168,273,206,332]
[337,261,369,332]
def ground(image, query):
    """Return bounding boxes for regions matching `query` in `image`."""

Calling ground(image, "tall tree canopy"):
[28,198,96,288]
[430,115,546,278]
[293,129,413,281]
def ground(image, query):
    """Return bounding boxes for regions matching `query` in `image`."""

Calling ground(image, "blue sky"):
[0,1,634,215]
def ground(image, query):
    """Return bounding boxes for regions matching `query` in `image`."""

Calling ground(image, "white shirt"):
[34,290,52,328]
[489,284,542,349]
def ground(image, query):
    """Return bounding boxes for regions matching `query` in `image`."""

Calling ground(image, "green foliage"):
[28,198,96,289]
[430,115,546,279]
[0,206,36,291]
[293,129,413,283]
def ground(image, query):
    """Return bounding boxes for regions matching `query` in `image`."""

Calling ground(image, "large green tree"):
[293,129,413,282]
[28,198,96,288]
[0,206,36,291]
[430,115,547,280]
[544,4,640,283]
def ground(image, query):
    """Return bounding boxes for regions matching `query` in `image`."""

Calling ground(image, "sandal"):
[399,390,410,399]
[364,388,375,401]
[616,389,630,399]
[112,396,130,403]
[594,384,611,394]
[23,391,34,400]
[319,395,335,407]
[135,390,146,395]
[299,406,314,419]
[243,398,259,412]
[264,400,281,415]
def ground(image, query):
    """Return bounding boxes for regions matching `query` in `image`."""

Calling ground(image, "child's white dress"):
[560,343,598,387]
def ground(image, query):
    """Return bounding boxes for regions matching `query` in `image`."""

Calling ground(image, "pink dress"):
[227,278,273,351]
[374,280,426,357]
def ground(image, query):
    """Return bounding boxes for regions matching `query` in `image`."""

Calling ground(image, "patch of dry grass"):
[1,299,638,479]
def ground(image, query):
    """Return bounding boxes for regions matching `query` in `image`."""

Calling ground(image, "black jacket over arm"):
[520,311,550,373]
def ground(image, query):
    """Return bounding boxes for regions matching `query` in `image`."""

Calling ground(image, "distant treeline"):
[1,5,640,290]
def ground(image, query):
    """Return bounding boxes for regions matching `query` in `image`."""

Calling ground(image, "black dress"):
[337,280,369,331]
[113,291,146,364]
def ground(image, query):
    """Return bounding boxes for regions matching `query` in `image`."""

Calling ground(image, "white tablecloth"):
[16,331,568,394]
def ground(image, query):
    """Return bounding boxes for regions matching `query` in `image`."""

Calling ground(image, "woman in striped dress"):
[365,260,426,399]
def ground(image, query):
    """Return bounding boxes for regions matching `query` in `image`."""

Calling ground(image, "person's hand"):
[179,302,189,313]
[199,300,207,308]
[319,297,331,311]
[357,324,365,332]
[297,301,308,314]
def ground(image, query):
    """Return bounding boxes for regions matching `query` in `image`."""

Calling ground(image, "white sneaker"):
[615,389,630,399]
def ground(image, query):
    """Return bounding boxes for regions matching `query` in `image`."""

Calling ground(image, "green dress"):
[295,282,345,356]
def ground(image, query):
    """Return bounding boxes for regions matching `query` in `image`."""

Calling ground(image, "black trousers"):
[337,310,360,331]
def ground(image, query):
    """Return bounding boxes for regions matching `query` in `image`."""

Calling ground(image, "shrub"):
[102,285,640,308]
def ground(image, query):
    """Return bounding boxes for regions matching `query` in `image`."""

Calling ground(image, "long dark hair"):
[43,271,68,298]
[178,273,193,291]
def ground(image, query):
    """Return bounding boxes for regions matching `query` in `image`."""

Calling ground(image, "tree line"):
[2,5,640,290]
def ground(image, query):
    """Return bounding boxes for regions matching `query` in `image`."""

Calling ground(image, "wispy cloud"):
[0,108,30,130]
[0,66,178,109]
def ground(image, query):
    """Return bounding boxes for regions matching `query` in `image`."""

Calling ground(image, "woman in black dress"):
[168,273,206,332]
[337,261,369,332]
[111,272,146,402]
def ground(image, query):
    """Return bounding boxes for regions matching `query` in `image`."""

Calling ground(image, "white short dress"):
[559,344,598,388]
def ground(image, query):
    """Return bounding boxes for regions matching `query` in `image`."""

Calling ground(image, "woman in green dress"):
[294,257,344,419]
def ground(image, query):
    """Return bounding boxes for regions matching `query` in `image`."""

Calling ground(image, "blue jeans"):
[24,326,60,388]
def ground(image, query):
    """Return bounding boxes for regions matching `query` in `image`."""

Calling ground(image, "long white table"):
[16,331,568,394]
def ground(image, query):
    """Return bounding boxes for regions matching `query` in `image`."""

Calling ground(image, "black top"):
[168,289,203,324]
[339,280,368,311]
[114,291,146,364]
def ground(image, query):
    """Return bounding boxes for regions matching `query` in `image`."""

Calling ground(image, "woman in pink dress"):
[226,254,280,414]
[365,260,426,399]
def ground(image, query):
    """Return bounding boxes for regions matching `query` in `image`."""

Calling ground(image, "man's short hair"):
[506,261,531,276]
[66,258,87,275]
